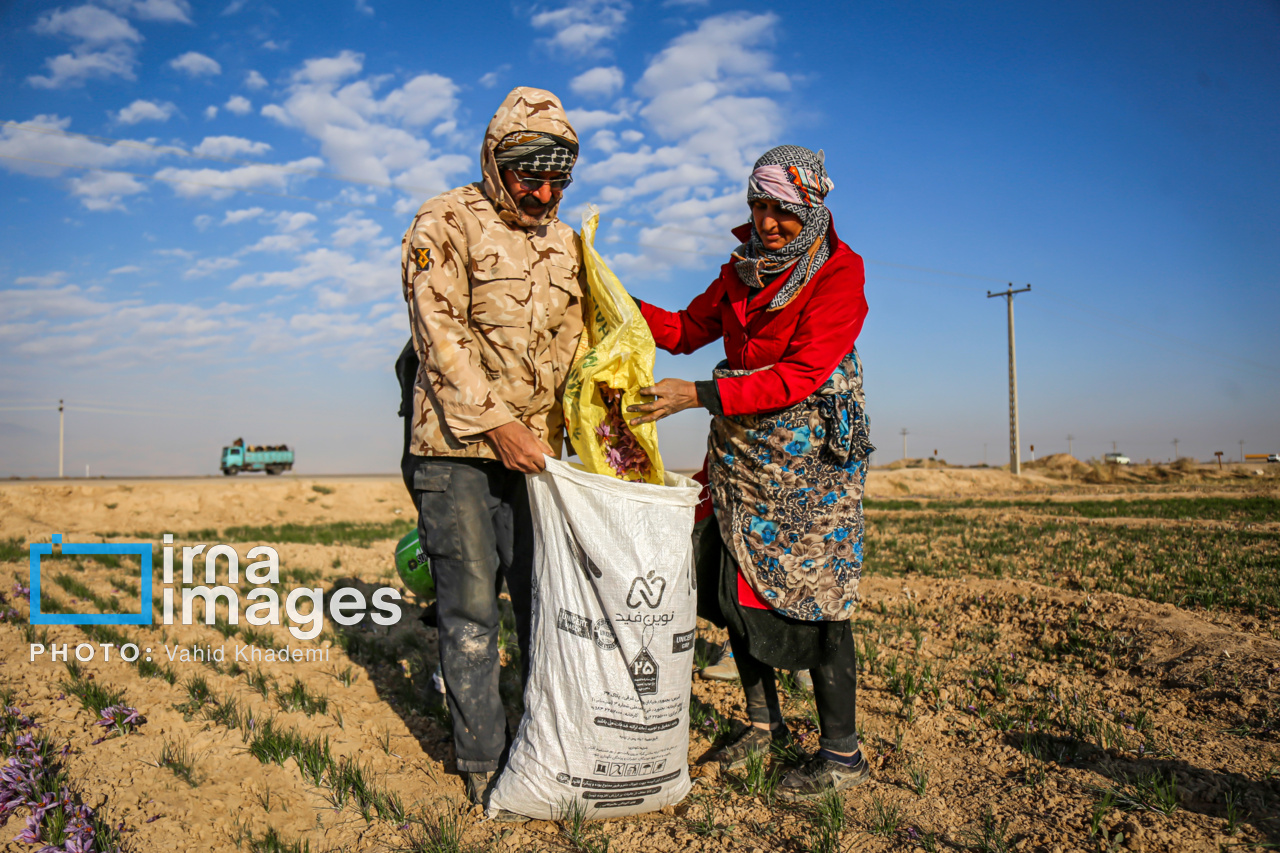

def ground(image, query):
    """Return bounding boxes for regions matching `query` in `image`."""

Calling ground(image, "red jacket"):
[639,220,867,417]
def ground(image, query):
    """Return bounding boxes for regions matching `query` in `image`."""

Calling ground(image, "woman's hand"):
[627,378,700,425]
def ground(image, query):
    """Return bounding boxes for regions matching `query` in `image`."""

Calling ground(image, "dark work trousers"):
[731,629,861,753]
[410,456,534,773]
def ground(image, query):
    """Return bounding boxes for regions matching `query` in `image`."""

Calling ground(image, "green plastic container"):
[394,528,435,599]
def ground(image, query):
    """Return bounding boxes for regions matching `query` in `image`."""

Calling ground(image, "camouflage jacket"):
[400,87,584,460]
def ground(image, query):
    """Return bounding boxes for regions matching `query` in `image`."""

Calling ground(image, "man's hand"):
[627,378,700,425]
[485,421,553,473]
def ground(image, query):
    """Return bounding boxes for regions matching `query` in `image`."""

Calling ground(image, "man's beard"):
[519,195,549,216]
[511,193,552,227]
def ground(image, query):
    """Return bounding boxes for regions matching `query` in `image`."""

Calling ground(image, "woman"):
[627,145,874,800]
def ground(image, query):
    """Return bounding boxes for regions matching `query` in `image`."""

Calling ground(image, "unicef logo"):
[592,619,617,651]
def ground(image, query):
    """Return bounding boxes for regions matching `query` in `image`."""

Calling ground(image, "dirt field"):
[1,461,1277,852]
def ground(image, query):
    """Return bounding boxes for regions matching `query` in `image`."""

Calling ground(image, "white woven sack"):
[487,457,701,820]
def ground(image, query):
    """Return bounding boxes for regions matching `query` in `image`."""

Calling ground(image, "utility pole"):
[58,399,64,479]
[900,428,909,461]
[1238,439,1245,463]
[1066,434,1074,457]
[1172,438,1179,461]
[987,284,1031,474]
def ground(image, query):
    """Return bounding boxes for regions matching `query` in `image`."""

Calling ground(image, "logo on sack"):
[557,608,592,639]
[672,629,695,654]
[592,619,617,651]
[625,571,666,609]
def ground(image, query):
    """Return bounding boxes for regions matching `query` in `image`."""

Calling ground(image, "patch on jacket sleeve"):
[412,246,433,274]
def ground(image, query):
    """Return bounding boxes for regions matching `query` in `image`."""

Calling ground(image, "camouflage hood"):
[480,87,578,229]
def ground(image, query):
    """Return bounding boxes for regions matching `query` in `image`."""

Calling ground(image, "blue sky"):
[1,0,1277,476]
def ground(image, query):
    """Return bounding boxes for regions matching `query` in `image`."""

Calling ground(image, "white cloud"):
[68,171,148,210]
[0,115,159,208]
[14,272,67,287]
[570,66,624,99]
[114,99,176,124]
[636,12,788,174]
[108,0,194,22]
[0,284,261,369]
[183,256,240,279]
[238,232,315,254]
[25,3,199,88]
[478,65,510,88]
[245,70,268,90]
[193,135,272,157]
[169,51,221,76]
[531,0,629,57]
[222,207,265,224]
[33,5,141,45]
[355,0,374,14]
[153,156,324,200]
[204,105,218,120]
[193,215,212,230]
[108,265,141,275]
[224,95,252,115]
[566,107,629,134]
[28,44,137,88]
[568,12,793,275]
[591,129,619,153]
[260,51,470,199]
[273,211,317,232]
[331,212,385,248]
[229,245,397,307]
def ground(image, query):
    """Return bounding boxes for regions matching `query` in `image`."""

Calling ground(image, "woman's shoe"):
[778,751,870,801]
[707,723,792,772]
[699,642,738,680]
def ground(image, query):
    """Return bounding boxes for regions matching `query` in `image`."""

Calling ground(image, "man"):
[399,87,584,805]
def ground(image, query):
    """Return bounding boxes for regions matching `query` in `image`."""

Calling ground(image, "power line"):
[1036,289,1277,375]
[2,120,435,195]
[0,402,195,417]
[0,154,401,213]
[869,274,982,293]
[863,259,1003,283]
[1021,300,1280,379]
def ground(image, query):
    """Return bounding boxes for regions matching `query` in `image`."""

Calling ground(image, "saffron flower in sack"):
[595,383,652,479]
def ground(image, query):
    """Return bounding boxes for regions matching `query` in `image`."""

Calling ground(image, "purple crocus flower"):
[14,814,42,843]
[95,705,144,735]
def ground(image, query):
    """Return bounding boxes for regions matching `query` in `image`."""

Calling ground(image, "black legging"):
[731,630,861,753]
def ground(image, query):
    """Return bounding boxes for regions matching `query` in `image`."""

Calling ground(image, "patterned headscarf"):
[494,130,578,173]
[732,145,835,311]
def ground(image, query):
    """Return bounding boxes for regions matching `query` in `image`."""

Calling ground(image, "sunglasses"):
[513,172,573,191]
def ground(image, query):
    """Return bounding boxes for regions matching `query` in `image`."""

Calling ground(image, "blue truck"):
[220,439,294,475]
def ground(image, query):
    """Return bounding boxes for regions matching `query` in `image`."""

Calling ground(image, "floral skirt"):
[708,348,874,622]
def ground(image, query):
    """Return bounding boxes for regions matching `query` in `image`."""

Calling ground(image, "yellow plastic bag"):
[563,209,666,484]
